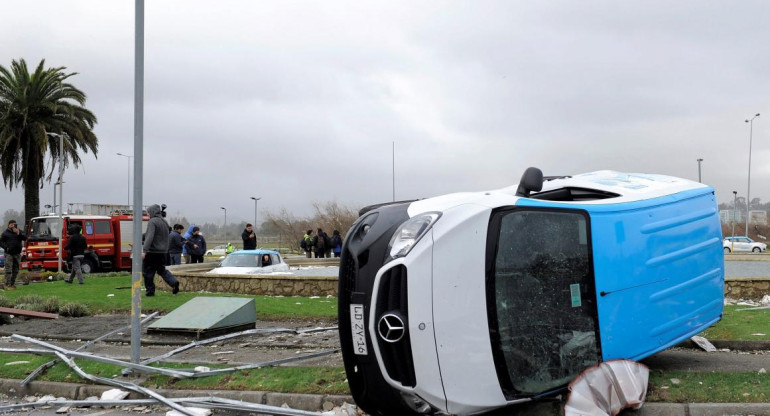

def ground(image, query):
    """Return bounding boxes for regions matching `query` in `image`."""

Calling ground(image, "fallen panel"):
[0,306,58,319]
[147,296,256,338]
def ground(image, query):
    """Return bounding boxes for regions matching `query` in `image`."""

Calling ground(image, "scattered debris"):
[760,368,767,374]
[670,378,681,385]
[0,306,58,320]
[564,360,649,416]
[690,335,717,352]
[55,406,70,414]
[752,333,767,336]
[210,350,234,355]
[166,407,211,416]
[101,389,130,401]
[5,361,30,366]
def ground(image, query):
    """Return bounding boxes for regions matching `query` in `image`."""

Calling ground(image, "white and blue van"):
[338,168,724,416]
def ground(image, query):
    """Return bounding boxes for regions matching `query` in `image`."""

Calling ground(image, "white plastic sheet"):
[564,359,649,416]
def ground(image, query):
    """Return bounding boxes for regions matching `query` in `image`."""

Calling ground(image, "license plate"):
[350,304,368,355]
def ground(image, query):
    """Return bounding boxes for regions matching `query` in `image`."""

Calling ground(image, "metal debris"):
[21,311,159,386]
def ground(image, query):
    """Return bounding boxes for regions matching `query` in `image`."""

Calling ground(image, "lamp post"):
[745,113,760,237]
[220,207,227,243]
[697,158,703,183]
[116,153,132,206]
[250,197,261,246]
[46,132,66,274]
[732,191,738,245]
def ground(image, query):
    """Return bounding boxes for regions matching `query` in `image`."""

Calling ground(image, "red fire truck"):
[23,203,149,274]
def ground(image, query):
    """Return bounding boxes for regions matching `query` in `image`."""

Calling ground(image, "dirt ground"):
[0,313,343,367]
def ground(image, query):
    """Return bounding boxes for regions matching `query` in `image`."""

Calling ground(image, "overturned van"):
[338,169,724,416]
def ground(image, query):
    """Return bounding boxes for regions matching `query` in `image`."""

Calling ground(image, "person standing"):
[331,230,343,258]
[185,226,207,264]
[303,229,314,258]
[242,224,257,250]
[64,224,87,284]
[182,223,196,264]
[0,220,26,290]
[141,204,180,297]
[226,242,234,255]
[167,224,185,265]
[313,227,326,258]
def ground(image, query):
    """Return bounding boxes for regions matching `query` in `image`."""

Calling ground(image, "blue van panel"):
[518,188,724,361]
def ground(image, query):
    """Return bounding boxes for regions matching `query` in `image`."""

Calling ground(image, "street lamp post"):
[220,207,227,243]
[250,197,261,246]
[732,191,738,245]
[47,132,66,274]
[697,158,703,183]
[116,153,132,206]
[745,113,760,237]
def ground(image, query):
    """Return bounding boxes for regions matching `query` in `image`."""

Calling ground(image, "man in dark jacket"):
[141,204,180,296]
[0,220,26,290]
[313,227,327,258]
[64,224,87,284]
[241,224,257,250]
[167,224,185,265]
[185,226,207,263]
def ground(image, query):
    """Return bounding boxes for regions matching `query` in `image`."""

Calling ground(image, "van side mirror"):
[515,167,544,197]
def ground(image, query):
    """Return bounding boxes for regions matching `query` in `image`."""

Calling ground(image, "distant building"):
[719,209,767,225]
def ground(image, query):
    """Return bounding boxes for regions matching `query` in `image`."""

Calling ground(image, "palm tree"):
[0,58,98,224]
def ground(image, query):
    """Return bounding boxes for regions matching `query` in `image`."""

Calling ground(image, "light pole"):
[745,113,760,237]
[732,191,738,242]
[250,197,261,245]
[47,132,66,274]
[220,207,227,243]
[116,153,132,206]
[697,158,703,183]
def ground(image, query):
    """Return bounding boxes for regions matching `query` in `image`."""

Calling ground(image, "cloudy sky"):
[2,1,769,225]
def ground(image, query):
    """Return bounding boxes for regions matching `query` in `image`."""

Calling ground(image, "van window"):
[84,221,94,235]
[487,208,600,397]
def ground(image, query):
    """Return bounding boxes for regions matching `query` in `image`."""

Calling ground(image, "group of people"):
[167,223,208,265]
[0,220,26,290]
[301,228,343,258]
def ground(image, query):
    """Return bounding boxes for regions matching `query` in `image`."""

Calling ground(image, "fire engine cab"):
[23,203,149,274]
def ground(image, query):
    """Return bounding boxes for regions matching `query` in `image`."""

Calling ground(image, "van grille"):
[375,265,416,387]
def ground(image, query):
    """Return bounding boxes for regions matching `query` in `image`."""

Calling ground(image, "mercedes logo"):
[378,313,406,343]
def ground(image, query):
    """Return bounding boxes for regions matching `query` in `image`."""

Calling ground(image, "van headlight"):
[387,212,441,260]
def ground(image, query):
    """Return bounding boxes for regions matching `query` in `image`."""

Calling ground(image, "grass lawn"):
[648,370,770,403]
[701,305,770,341]
[0,353,349,394]
[0,274,337,320]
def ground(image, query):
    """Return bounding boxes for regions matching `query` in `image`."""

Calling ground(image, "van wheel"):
[753,247,761,253]
[81,259,95,274]
[724,247,731,254]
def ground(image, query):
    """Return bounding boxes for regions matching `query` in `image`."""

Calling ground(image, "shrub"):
[17,270,30,285]
[40,297,60,313]
[59,302,89,317]
[0,296,14,308]
[13,303,44,312]
[15,294,44,307]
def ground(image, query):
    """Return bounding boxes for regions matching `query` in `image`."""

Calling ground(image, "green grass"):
[0,275,337,320]
[648,370,770,403]
[0,353,348,394]
[701,305,770,341]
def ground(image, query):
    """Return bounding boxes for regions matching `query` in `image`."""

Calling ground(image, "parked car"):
[205,245,228,256]
[338,169,724,416]
[0,247,4,268]
[723,236,766,253]
[207,249,289,274]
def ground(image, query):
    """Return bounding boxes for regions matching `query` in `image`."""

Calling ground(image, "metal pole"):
[220,207,227,243]
[57,133,64,274]
[697,158,703,183]
[392,141,395,202]
[131,0,145,364]
[746,114,760,237]
[732,191,737,245]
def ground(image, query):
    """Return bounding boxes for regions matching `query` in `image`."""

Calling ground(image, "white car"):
[723,236,766,253]
[207,249,289,274]
[205,245,228,256]
[338,169,724,416]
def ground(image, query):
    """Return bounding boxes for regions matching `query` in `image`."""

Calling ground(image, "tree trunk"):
[23,169,40,227]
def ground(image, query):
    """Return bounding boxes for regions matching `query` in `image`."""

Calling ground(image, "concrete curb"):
[0,378,355,412]
[4,378,770,415]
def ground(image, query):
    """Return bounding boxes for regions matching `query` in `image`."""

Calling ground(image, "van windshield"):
[487,208,600,397]
[28,218,62,241]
